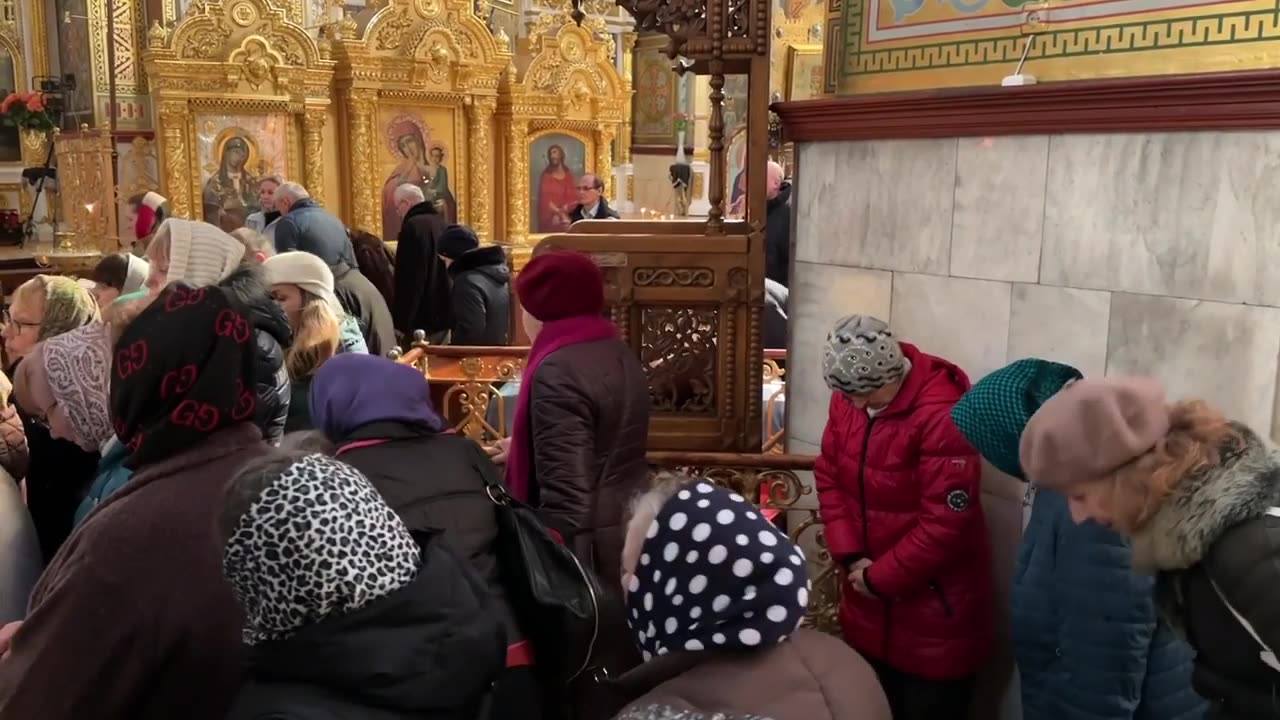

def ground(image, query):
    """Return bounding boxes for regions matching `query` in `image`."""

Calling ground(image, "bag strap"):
[335,438,391,457]
[1207,506,1280,673]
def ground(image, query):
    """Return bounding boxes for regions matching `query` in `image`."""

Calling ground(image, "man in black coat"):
[437,225,511,346]
[764,161,792,287]
[391,184,451,344]
[568,174,621,224]
[272,183,358,269]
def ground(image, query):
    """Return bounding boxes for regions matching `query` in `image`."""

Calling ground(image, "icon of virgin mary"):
[203,135,261,232]
[381,115,456,240]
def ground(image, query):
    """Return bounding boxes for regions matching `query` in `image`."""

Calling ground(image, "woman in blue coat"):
[950,358,1206,720]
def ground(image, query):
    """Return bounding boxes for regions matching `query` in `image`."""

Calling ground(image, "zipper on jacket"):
[931,580,954,618]
[854,417,893,661]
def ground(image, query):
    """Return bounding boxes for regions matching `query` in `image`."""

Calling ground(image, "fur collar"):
[1130,423,1280,573]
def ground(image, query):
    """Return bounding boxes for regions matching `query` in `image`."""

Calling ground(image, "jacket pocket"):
[931,580,954,618]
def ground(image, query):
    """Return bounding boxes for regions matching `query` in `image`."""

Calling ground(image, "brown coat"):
[529,337,650,678]
[0,404,28,481]
[0,423,273,720]
[612,628,892,720]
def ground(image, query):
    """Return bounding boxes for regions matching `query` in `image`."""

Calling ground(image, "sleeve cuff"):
[862,564,883,598]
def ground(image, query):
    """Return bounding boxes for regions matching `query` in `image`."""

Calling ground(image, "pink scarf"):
[504,314,618,502]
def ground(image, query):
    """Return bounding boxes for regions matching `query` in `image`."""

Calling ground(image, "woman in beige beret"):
[1019,377,1279,720]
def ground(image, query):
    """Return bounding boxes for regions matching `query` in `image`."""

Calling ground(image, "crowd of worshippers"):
[0,179,1269,720]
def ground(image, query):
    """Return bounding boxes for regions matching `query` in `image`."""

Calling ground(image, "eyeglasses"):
[576,185,600,191]
[1,309,39,331]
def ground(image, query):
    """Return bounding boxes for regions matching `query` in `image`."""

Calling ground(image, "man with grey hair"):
[391,181,451,344]
[271,182,357,269]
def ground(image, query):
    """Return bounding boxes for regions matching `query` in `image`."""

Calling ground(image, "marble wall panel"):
[951,136,1049,283]
[1006,284,1112,379]
[889,272,1012,382]
[795,139,957,273]
[787,262,893,446]
[1041,132,1280,306]
[1107,292,1280,433]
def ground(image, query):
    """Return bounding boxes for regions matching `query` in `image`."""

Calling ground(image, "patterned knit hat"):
[822,315,906,395]
[951,358,1082,480]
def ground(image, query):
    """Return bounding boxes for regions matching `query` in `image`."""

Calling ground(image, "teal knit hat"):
[950,358,1082,480]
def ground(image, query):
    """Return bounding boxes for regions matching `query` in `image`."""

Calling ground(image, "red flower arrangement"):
[0,92,55,132]
[673,111,690,133]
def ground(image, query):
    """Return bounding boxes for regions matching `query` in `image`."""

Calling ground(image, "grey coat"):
[0,469,39,623]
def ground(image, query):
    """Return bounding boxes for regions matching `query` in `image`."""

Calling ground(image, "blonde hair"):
[621,473,687,579]
[230,228,272,261]
[102,292,156,346]
[286,292,341,379]
[1109,399,1245,533]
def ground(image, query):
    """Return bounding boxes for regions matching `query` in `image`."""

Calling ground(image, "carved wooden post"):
[506,118,530,246]
[706,63,726,230]
[156,100,191,218]
[619,32,637,165]
[468,96,497,243]
[347,89,378,233]
[302,107,328,206]
[594,127,615,203]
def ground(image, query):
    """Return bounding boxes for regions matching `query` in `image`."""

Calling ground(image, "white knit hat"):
[122,254,150,294]
[162,219,243,287]
[261,251,342,316]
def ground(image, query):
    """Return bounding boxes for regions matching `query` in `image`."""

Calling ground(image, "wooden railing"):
[391,339,789,453]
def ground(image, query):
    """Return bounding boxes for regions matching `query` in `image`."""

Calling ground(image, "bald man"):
[765,161,792,286]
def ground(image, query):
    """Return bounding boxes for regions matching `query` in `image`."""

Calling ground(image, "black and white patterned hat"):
[625,481,809,661]
[822,314,908,396]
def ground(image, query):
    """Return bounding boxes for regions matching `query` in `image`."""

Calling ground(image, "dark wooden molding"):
[632,144,695,156]
[774,69,1280,142]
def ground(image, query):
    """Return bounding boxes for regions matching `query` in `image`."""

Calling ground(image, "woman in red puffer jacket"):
[813,315,992,720]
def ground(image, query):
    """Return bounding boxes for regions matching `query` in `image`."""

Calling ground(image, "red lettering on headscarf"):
[171,399,220,431]
[159,364,198,399]
[115,340,148,380]
[232,379,256,421]
[164,286,207,312]
[214,309,252,344]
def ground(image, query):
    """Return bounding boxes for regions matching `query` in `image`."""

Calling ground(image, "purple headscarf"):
[310,353,446,439]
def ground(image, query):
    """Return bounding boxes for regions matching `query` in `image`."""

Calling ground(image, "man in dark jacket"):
[765,161,792,287]
[330,260,396,356]
[272,183,357,269]
[392,184,452,344]
[763,278,788,350]
[437,224,511,346]
[568,174,621,223]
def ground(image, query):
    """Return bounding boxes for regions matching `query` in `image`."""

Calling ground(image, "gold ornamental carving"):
[332,0,510,239]
[143,0,335,225]
[53,126,119,255]
[497,15,626,246]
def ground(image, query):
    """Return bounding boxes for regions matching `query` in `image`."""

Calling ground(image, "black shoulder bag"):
[470,448,604,685]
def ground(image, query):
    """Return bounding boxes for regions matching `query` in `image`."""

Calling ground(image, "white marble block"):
[1106,292,1280,434]
[786,262,893,446]
[795,139,957,273]
[951,135,1049,284]
[889,272,1012,383]
[1007,284,1111,379]
[1041,131,1280,306]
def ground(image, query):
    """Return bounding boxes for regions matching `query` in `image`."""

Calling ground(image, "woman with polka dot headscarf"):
[610,475,891,720]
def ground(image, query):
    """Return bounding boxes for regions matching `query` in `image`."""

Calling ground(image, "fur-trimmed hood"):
[1131,422,1280,573]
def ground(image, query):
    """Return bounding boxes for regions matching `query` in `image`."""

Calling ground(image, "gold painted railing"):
[391,340,789,453]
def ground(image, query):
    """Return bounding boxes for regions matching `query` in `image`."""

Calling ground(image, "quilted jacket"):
[0,403,28,481]
[814,342,993,680]
[1015,489,1206,720]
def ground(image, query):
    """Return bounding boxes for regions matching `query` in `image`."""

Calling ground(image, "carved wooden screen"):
[538,221,762,452]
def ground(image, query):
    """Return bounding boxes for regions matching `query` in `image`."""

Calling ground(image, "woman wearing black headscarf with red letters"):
[0,283,276,720]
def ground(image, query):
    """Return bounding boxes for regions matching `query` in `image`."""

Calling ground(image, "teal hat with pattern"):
[951,358,1082,480]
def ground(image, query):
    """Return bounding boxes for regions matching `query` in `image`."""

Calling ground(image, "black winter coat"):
[225,531,506,720]
[220,265,292,445]
[1138,424,1280,720]
[331,261,397,357]
[765,182,792,287]
[16,400,98,562]
[447,245,511,346]
[393,201,452,338]
[272,198,358,269]
[334,423,522,644]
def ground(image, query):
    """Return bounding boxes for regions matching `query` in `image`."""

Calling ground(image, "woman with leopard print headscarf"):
[219,451,506,719]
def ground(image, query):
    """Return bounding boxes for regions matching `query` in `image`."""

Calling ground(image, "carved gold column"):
[157,100,191,218]
[303,107,327,206]
[346,89,378,233]
[467,96,496,243]
[31,0,51,77]
[594,127,615,204]
[506,118,530,246]
[619,32,637,164]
